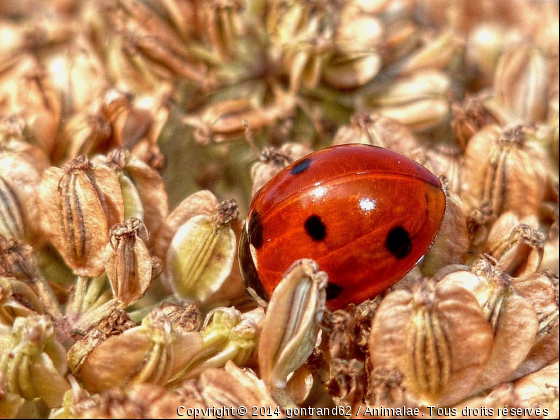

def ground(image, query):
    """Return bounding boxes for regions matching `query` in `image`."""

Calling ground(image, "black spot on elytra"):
[291,158,311,175]
[304,215,326,241]
[248,212,264,249]
[326,283,343,300]
[386,226,412,259]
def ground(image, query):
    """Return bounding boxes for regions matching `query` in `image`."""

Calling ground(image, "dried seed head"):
[199,0,245,61]
[462,125,548,232]
[0,277,44,326]
[0,151,42,245]
[0,315,70,408]
[439,263,539,394]
[333,113,418,155]
[369,280,493,406]
[0,370,24,419]
[326,309,356,360]
[39,156,124,277]
[79,309,203,393]
[104,218,153,306]
[366,366,408,408]
[493,43,549,124]
[166,199,237,302]
[258,259,327,404]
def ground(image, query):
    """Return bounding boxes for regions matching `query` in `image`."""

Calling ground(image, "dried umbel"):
[78,309,202,393]
[369,279,493,406]
[0,315,70,408]
[103,218,154,306]
[451,94,501,150]
[39,156,124,277]
[258,259,328,407]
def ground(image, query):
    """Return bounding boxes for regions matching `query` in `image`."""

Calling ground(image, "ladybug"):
[239,144,446,310]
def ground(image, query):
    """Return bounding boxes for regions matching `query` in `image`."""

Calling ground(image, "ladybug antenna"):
[242,119,264,161]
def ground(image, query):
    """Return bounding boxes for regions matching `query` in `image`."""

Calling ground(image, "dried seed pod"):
[360,71,451,132]
[185,99,283,145]
[409,145,463,196]
[166,199,238,302]
[79,309,203,393]
[0,315,70,408]
[493,44,549,124]
[439,262,539,394]
[366,366,410,408]
[0,54,61,156]
[58,111,112,162]
[327,310,356,361]
[0,371,24,419]
[154,190,219,263]
[327,358,365,408]
[258,259,327,406]
[0,151,42,245]
[514,361,559,419]
[250,143,312,197]
[76,383,185,419]
[323,53,382,90]
[199,0,245,61]
[103,218,153,306]
[42,36,108,117]
[462,125,548,224]
[332,114,418,155]
[0,277,43,326]
[0,116,51,173]
[510,271,559,381]
[172,307,263,381]
[104,148,169,245]
[395,31,464,77]
[196,361,282,418]
[451,94,501,150]
[485,212,544,277]
[39,156,125,277]
[369,280,493,406]
[465,23,521,89]
[541,220,559,275]
[419,192,468,277]
[68,309,136,376]
[158,302,201,334]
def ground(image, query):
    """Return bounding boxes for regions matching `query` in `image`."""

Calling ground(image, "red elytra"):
[239,144,446,310]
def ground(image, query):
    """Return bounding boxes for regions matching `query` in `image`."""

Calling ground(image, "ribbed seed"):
[0,175,24,239]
